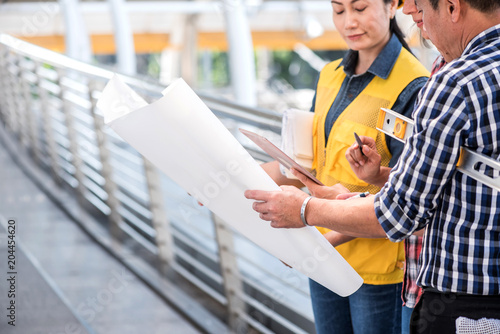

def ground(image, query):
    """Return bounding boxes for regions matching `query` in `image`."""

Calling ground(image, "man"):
[245,0,500,332]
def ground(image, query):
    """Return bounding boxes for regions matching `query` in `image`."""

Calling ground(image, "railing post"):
[36,62,63,184]
[56,69,86,203]
[212,214,247,333]
[20,60,41,164]
[11,55,29,146]
[14,55,34,150]
[142,159,175,275]
[0,47,9,123]
[88,80,124,242]
[2,53,19,134]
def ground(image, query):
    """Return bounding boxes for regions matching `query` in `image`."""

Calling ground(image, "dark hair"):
[428,0,500,12]
[389,18,412,53]
[381,0,413,53]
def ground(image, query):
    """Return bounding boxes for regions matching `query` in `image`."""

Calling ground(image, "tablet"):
[240,128,323,186]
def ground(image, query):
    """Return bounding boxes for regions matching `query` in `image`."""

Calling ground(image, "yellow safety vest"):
[312,48,429,284]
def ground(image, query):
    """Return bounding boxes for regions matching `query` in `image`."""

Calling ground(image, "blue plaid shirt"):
[374,24,500,295]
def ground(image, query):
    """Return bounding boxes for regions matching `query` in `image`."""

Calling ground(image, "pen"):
[346,191,370,200]
[354,132,365,156]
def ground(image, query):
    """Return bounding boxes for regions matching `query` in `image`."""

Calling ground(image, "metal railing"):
[0,34,315,334]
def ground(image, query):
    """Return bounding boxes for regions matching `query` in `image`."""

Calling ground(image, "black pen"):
[354,132,365,156]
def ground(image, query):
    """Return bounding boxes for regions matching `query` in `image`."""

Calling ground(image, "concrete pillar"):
[159,15,198,86]
[222,0,257,106]
[59,0,92,62]
[108,0,137,75]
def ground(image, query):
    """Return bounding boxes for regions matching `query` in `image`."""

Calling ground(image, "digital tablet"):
[240,128,323,186]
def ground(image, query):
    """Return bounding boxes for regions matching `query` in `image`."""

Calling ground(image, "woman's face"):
[402,0,429,39]
[331,0,397,53]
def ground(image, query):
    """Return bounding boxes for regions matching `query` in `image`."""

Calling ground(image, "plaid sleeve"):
[374,72,470,242]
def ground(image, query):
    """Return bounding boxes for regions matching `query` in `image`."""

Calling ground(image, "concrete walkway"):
[0,134,202,334]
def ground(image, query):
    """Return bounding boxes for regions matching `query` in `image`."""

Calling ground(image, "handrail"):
[0,34,283,131]
[0,34,314,334]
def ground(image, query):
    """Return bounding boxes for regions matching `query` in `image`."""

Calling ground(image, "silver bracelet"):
[300,196,314,226]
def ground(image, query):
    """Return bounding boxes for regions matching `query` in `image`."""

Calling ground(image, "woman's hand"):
[345,136,389,187]
[290,168,349,199]
[261,160,304,188]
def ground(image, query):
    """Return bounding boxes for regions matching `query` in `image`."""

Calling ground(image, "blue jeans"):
[402,305,413,334]
[309,279,402,334]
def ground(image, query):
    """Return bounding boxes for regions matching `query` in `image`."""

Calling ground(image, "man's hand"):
[244,186,309,228]
[291,168,349,199]
[245,185,387,238]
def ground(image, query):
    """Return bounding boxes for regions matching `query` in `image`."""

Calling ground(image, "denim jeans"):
[309,279,402,334]
[402,305,414,334]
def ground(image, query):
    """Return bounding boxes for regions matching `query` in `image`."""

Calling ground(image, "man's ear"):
[447,0,462,22]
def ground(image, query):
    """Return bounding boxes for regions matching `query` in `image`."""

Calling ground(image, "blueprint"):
[97,75,363,296]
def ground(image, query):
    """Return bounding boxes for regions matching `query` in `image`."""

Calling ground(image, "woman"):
[262,0,429,332]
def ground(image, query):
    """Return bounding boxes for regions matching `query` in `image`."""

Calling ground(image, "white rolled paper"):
[97,75,363,297]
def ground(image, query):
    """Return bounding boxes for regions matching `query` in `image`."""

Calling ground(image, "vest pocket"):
[325,119,379,187]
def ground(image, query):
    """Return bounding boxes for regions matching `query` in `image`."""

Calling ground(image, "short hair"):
[428,0,500,12]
